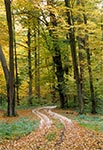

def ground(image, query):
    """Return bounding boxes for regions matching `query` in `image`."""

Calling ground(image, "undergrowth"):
[46,132,56,141]
[75,114,103,132]
[0,117,39,140]
[55,109,103,133]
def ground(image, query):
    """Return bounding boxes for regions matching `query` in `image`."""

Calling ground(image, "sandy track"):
[32,108,52,129]
[32,106,72,130]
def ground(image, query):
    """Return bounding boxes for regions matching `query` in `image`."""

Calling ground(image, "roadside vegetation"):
[0,108,39,140]
[54,108,103,133]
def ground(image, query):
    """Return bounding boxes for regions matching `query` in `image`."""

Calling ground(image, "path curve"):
[1,106,103,150]
[32,108,52,129]
[32,106,73,130]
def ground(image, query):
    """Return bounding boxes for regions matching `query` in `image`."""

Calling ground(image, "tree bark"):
[65,0,83,113]
[82,2,96,114]
[13,14,20,106]
[0,45,9,106]
[48,0,68,108]
[0,45,9,84]
[4,0,16,116]
[34,26,41,100]
[37,22,41,99]
[27,28,33,105]
[76,0,85,105]
[52,45,68,108]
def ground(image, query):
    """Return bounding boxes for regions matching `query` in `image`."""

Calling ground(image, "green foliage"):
[17,95,57,110]
[45,132,56,141]
[74,114,103,132]
[56,122,64,129]
[0,117,39,139]
[0,94,7,106]
[1,0,103,113]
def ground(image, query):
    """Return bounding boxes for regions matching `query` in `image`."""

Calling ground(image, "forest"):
[1,0,103,149]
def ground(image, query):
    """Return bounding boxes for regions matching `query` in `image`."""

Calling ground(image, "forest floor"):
[0,107,103,150]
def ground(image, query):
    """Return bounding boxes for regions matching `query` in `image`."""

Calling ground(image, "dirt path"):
[1,106,103,150]
[32,108,52,129]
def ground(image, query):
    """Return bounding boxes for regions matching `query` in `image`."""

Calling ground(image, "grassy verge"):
[74,114,103,132]
[0,117,39,140]
[54,109,103,132]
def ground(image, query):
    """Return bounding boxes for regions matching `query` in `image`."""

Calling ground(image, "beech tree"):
[27,28,33,105]
[64,0,84,113]
[4,0,16,116]
[0,0,103,113]
[47,0,68,108]
[82,4,96,114]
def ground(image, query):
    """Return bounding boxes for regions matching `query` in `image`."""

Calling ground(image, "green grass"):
[58,109,103,132]
[73,114,103,132]
[0,117,39,140]
[45,132,56,141]
[56,122,64,129]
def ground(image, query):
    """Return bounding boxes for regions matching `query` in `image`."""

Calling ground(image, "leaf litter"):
[0,107,103,150]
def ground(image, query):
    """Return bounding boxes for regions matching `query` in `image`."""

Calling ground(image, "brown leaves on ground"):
[0,109,39,123]
[0,108,103,150]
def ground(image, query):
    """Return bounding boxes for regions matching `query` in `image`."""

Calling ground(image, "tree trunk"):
[4,0,16,116]
[34,30,38,97]
[13,14,20,106]
[82,2,96,114]
[27,28,33,105]
[37,23,41,99]
[65,0,83,113]
[0,45,9,101]
[48,0,68,108]
[76,0,85,104]
[52,46,68,108]
[34,26,41,100]
[0,45,9,84]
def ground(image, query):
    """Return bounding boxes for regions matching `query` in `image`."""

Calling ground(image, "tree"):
[4,0,16,116]
[47,0,68,108]
[0,45,9,89]
[76,0,85,106]
[35,22,41,100]
[13,13,20,105]
[64,0,84,113]
[27,28,33,105]
[79,0,96,113]
[83,17,96,114]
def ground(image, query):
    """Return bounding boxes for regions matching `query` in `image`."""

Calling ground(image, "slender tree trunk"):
[51,63,56,102]
[65,0,83,113]
[0,45,9,84]
[0,45,9,99]
[76,0,85,104]
[34,30,38,96]
[4,0,16,116]
[37,23,41,99]
[86,45,96,113]
[34,26,40,100]
[27,28,33,105]
[82,3,96,114]
[13,14,20,105]
[77,36,85,97]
